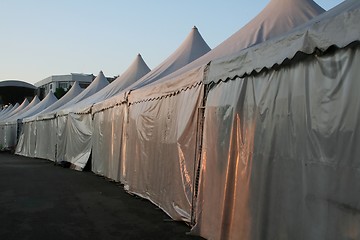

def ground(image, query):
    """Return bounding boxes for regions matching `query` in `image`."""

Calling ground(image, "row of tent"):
[1,0,360,239]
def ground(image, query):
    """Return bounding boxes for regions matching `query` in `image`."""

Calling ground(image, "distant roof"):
[34,73,94,87]
[0,80,37,89]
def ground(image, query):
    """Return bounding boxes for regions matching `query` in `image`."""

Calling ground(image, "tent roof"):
[2,96,40,122]
[163,0,325,83]
[127,0,325,103]
[25,81,84,122]
[55,71,109,116]
[0,99,28,120]
[6,91,58,123]
[65,54,151,114]
[0,103,18,121]
[128,26,211,90]
[93,26,211,113]
[207,0,360,83]
[6,98,29,117]
[0,104,14,116]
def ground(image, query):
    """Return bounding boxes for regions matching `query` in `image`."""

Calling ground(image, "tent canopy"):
[93,26,211,112]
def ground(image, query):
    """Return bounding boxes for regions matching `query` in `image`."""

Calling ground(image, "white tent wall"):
[91,27,210,178]
[62,113,92,169]
[124,83,204,222]
[16,82,84,160]
[60,55,150,171]
[15,121,37,157]
[34,119,57,160]
[92,104,126,181]
[56,116,67,163]
[1,92,57,151]
[193,45,360,240]
[55,72,109,168]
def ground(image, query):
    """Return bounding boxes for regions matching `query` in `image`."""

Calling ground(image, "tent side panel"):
[35,119,57,161]
[56,116,68,163]
[92,105,125,182]
[193,46,360,240]
[64,113,93,169]
[124,84,204,222]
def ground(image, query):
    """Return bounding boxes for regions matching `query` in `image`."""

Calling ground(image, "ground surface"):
[0,152,204,240]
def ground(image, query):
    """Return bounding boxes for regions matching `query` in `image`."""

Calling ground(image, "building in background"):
[34,73,118,99]
[35,73,95,98]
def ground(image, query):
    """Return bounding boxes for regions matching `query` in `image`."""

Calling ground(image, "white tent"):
[56,71,109,116]
[0,92,57,150]
[8,91,58,122]
[192,1,360,239]
[16,82,83,159]
[93,26,211,112]
[63,54,150,115]
[0,96,39,149]
[0,104,15,117]
[32,81,84,121]
[120,0,325,223]
[55,71,109,168]
[0,103,19,121]
[90,26,211,181]
[53,54,151,173]
[0,99,29,121]
[11,96,41,119]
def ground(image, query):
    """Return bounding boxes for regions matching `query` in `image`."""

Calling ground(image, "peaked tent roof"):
[55,71,109,116]
[0,104,15,115]
[64,54,151,114]
[3,98,29,119]
[128,0,325,103]
[1,96,40,122]
[0,103,18,121]
[6,92,58,123]
[129,26,211,90]
[93,26,211,113]
[25,81,84,122]
[207,0,360,83]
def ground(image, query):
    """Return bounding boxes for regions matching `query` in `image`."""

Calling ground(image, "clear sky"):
[0,0,343,84]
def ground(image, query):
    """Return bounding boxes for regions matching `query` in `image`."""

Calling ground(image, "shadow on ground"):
[0,152,205,240]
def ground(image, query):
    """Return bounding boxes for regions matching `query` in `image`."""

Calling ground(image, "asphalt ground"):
[0,152,204,240]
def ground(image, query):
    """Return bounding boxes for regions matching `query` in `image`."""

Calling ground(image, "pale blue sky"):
[0,0,343,84]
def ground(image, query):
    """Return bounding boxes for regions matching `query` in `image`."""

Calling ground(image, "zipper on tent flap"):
[191,81,213,226]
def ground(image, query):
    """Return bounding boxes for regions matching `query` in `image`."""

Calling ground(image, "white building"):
[35,73,95,96]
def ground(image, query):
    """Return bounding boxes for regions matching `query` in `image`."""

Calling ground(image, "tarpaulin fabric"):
[59,113,93,169]
[92,104,126,182]
[192,46,360,240]
[35,119,57,161]
[17,82,84,159]
[124,84,204,222]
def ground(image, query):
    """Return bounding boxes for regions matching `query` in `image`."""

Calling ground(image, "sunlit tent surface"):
[117,0,325,223]
[191,1,360,239]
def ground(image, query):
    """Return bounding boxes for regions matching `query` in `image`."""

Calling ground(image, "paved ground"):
[0,152,204,240]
